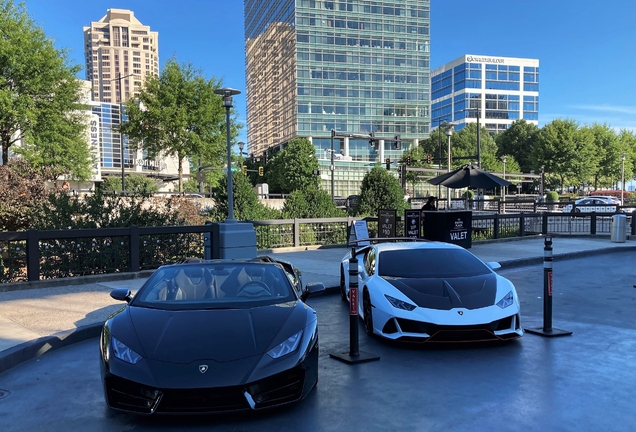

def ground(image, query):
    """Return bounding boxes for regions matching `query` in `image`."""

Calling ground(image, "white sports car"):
[339,241,523,343]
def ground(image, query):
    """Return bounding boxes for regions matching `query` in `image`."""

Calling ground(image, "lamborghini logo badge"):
[199,365,208,373]
[457,311,463,315]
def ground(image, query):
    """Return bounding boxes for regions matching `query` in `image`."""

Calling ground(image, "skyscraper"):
[431,54,539,134]
[83,9,159,103]
[245,1,431,196]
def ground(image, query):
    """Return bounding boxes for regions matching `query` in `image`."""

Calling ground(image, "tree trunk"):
[178,158,183,192]
[2,138,8,165]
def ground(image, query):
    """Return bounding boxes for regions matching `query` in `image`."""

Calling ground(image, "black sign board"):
[378,209,396,238]
[404,209,421,238]
[422,210,472,248]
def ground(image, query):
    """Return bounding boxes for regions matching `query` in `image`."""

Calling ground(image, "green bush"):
[463,190,475,199]
[545,191,559,202]
[282,187,345,219]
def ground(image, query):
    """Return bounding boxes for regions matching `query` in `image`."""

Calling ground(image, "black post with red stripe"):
[525,236,572,337]
[330,246,380,364]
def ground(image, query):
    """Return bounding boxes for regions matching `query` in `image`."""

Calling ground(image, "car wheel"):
[574,208,581,213]
[340,266,347,302]
[363,289,374,336]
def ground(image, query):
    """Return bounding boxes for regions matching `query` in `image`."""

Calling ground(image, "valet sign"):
[404,210,421,239]
[450,218,468,241]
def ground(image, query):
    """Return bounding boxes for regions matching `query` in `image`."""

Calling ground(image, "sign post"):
[525,236,572,337]
[330,243,380,365]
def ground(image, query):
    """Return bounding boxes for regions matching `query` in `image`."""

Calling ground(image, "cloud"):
[570,104,636,115]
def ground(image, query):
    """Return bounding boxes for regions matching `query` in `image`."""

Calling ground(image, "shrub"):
[463,190,475,199]
[546,191,559,202]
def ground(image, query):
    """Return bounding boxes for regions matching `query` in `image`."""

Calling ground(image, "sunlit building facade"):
[431,54,539,134]
[245,0,431,196]
[83,8,159,104]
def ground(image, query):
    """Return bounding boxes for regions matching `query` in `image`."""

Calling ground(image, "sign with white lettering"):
[378,209,396,238]
[404,209,421,239]
[466,55,505,64]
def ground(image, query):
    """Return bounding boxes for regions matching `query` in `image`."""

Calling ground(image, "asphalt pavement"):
[0,235,635,374]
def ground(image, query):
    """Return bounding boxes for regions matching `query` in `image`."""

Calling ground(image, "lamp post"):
[238,141,246,163]
[443,123,454,210]
[111,72,139,193]
[214,87,241,222]
[438,124,443,199]
[621,153,626,206]
[502,156,507,200]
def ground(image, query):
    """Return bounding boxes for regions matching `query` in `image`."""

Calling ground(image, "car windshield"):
[378,248,491,278]
[131,262,296,310]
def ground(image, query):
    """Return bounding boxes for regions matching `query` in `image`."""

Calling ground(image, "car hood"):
[383,273,497,310]
[128,303,295,363]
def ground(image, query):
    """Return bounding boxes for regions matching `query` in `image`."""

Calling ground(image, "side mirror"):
[486,262,501,270]
[301,282,326,300]
[110,288,132,303]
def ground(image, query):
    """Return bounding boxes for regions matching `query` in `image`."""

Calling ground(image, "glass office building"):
[244,0,431,196]
[431,55,539,134]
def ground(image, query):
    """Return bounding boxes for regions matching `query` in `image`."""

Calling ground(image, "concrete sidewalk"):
[0,236,634,374]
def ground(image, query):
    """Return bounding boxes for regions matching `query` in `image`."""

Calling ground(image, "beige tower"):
[83,9,159,103]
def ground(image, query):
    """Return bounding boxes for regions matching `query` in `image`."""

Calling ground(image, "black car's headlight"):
[496,291,514,309]
[112,337,143,364]
[385,294,417,311]
[267,330,303,359]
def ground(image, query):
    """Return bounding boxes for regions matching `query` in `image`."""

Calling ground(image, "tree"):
[354,166,407,216]
[208,171,280,222]
[283,187,345,219]
[585,123,620,189]
[531,119,597,192]
[120,59,233,192]
[100,173,159,193]
[266,138,320,194]
[0,0,93,180]
[495,120,540,173]
[450,123,498,170]
[618,130,636,181]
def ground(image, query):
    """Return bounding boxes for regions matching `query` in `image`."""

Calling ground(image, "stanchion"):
[330,246,380,364]
[525,236,572,337]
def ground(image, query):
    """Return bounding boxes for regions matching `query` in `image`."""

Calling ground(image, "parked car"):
[562,197,617,213]
[100,258,324,414]
[339,241,523,343]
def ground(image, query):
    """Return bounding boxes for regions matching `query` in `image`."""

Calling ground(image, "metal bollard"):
[329,245,380,364]
[203,221,213,260]
[525,236,572,337]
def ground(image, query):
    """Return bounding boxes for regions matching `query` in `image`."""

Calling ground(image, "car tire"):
[574,208,581,213]
[340,266,347,302]
[363,289,374,336]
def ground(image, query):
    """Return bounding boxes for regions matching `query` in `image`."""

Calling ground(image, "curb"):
[0,323,103,375]
[0,271,155,293]
[498,244,636,269]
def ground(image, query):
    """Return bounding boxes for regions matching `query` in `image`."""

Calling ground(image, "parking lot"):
[1,252,635,432]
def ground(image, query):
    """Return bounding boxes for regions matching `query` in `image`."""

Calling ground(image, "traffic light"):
[242,165,247,175]
[406,156,411,166]
[385,158,391,170]
[426,154,432,164]
[368,131,376,147]
[258,166,264,176]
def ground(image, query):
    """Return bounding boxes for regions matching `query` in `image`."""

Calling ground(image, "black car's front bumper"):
[102,344,319,415]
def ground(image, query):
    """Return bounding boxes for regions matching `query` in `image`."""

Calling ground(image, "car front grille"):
[106,367,306,415]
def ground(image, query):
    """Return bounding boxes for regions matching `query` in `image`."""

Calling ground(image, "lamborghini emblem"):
[457,311,463,316]
[199,365,208,373]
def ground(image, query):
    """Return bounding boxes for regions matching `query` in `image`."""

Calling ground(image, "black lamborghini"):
[100,258,325,415]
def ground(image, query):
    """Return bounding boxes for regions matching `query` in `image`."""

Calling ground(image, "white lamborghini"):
[339,241,523,342]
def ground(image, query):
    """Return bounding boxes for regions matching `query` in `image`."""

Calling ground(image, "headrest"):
[183,266,204,280]
[245,266,265,278]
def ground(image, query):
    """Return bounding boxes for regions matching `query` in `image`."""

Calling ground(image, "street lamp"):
[111,72,139,193]
[443,123,455,210]
[621,153,626,206]
[502,156,507,200]
[214,87,241,222]
[238,141,246,162]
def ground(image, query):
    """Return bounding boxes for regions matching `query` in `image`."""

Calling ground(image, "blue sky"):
[25,0,636,147]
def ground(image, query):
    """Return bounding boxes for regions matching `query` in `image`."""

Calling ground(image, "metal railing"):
[1,212,634,284]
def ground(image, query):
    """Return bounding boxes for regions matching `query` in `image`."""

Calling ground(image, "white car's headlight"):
[385,294,417,311]
[112,337,143,364]
[496,291,514,309]
[267,330,303,359]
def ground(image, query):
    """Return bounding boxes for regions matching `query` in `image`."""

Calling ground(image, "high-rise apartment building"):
[245,1,431,196]
[83,9,159,103]
[431,54,539,134]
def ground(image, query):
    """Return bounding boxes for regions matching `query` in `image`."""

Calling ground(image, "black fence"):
[1,212,634,284]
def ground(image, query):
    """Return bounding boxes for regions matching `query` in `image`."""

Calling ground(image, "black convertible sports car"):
[100,257,325,415]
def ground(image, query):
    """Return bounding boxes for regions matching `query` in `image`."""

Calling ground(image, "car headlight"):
[496,291,514,309]
[267,330,303,359]
[385,294,417,311]
[111,337,143,364]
